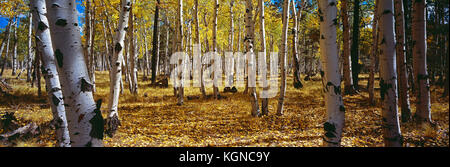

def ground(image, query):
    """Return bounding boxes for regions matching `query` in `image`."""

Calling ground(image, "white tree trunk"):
[27,10,33,83]
[129,6,138,95]
[212,0,219,99]
[12,21,17,76]
[106,0,132,137]
[412,0,432,123]
[276,0,290,116]
[378,0,402,147]
[318,0,345,147]
[31,0,71,147]
[46,0,103,147]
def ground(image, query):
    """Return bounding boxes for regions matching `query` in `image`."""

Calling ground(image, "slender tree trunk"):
[291,1,303,89]
[378,0,402,147]
[31,0,71,147]
[164,15,170,77]
[276,0,290,116]
[12,20,18,76]
[84,0,92,80]
[176,0,184,105]
[27,11,33,83]
[151,0,160,84]
[412,0,432,124]
[244,0,260,117]
[351,0,361,89]
[259,0,269,115]
[102,20,110,71]
[194,0,206,98]
[212,0,220,99]
[89,0,97,93]
[0,21,12,77]
[35,43,42,97]
[394,0,412,122]
[143,27,149,80]
[106,0,132,137]
[129,5,138,95]
[341,0,356,95]
[318,0,345,147]
[369,0,379,105]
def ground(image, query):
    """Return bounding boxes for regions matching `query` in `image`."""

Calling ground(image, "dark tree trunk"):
[351,0,361,89]
[151,0,160,84]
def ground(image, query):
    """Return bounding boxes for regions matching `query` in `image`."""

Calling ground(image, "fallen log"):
[0,123,40,144]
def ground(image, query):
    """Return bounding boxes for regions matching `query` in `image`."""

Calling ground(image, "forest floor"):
[0,70,448,147]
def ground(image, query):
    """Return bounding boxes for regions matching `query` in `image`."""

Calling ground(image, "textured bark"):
[106,0,132,137]
[31,0,71,147]
[378,0,402,147]
[394,0,412,122]
[412,0,432,123]
[277,0,290,116]
[151,0,160,84]
[244,0,260,117]
[291,1,303,90]
[318,0,345,147]
[47,0,103,147]
[341,0,356,95]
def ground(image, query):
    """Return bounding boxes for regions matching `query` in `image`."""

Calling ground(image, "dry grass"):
[0,69,448,147]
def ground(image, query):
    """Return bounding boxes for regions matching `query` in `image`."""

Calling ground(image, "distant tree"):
[341,0,356,95]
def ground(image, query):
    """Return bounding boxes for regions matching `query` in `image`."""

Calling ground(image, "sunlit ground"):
[0,69,448,147]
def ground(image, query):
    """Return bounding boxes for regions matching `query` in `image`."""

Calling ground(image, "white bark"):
[212,0,219,99]
[176,0,184,105]
[27,10,33,82]
[378,0,402,147]
[318,0,345,147]
[46,0,103,147]
[106,0,132,137]
[31,0,71,147]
